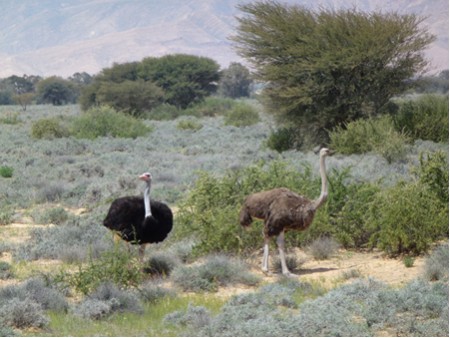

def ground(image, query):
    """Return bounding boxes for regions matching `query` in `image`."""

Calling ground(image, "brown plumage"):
[239,148,332,276]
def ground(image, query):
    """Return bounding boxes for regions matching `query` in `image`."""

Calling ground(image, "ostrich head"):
[139,172,152,182]
[319,148,333,157]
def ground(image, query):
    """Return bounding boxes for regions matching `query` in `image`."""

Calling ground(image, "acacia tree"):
[218,62,253,98]
[138,54,220,109]
[232,1,435,146]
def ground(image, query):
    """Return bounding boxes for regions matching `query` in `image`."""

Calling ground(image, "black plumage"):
[103,172,173,251]
[103,197,173,244]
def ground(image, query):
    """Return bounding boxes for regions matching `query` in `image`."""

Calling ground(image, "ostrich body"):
[239,148,332,276]
[103,173,173,258]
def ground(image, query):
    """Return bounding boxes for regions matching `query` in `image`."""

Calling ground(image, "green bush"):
[223,102,260,127]
[333,183,380,248]
[31,117,69,139]
[0,165,13,178]
[184,96,236,117]
[266,127,298,152]
[0,206,14,225]
[176,118,203,131]
[366,182,448,256]
[70,106,152,139]
[56,245,143,295]
[329,115,410,162]
[175,161,361,256]
[413,151,449,204]
[393,94,448,142]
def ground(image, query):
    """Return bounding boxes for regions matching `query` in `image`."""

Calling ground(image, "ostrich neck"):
[144,182,152,217]
[313,155,328,210]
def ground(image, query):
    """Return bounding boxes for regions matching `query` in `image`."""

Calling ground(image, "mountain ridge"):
[0,0,447,78]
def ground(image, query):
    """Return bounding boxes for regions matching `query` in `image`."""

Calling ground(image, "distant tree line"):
[0,55,254,114]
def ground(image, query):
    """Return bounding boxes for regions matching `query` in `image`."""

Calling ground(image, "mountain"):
[0,0,447,78]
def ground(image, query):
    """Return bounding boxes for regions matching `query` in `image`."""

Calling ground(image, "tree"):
[218,62,253,98]
[232,1,435,146]
[138,54,220,108]
[36,76,76,105]
[95,80,164,116]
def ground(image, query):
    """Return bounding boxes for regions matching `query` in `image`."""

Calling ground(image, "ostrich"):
[103,172,173,259]
[239,148,333,276]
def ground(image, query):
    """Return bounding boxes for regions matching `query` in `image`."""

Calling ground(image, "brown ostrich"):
[239,148,333,276]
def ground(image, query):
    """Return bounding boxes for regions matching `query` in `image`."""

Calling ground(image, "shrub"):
[223,102,260,127]
[423,243,449,281]
[32,206,69,225]
[137,281,175,303]
[0,261,12,279]
[333,183,380,248]
[147,103,182,120]
[31,117,69,139]
[413,151,449,204]
[184,96,236,117]
[403,256,415,268]
[266,127,297,152]
[171,255,260,292]
[0,299,48,329]
[143,252,179,277]
[367,182,448,256]
[176,118,203,131]
[70,105,152,139]
[0,206,14,225]
[329,115,409,162]
[393,94,449,142]
[59,245,143,295]
[308,237,340,260]
[0,166,13,178]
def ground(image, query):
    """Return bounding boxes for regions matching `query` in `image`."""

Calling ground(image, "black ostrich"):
[103,172,173,258]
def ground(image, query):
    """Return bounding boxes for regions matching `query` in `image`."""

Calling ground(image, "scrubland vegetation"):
[0,96,447,336]
[0,2,448,336]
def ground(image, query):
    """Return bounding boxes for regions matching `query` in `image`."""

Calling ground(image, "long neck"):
[143,182,152,218]
[313,154,328,210]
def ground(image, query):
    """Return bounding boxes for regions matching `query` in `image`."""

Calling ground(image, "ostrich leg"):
[262,236,270,274]
[138,244,146,261]
[277,231,297,277]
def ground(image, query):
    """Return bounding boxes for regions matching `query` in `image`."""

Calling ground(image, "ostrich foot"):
[282,271,299,278]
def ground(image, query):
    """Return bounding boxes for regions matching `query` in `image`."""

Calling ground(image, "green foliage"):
[31,117,70,139]
[70,105,152,139]
[223,102,260,127]
[0,111,20,124]
[184,96,236,117]
[393,94,449,142]
[0,206,13,225]
[329,115,410,162]
[175,160,354,255]
[95,80,164,117]
[218,62,253,98]
[266,127,298,152]
[176,118,203,131]
[0,165,13,178]
[367,182,448,256]
[56,245,143,295]
[414,151,449,204]
[36,76,77,105]
[403,256,415,268]
[233,2,435,145]
[138,54,220,109]
[333,183,380,248]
